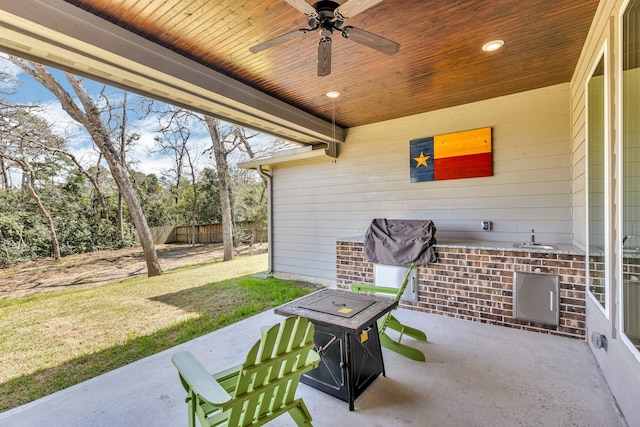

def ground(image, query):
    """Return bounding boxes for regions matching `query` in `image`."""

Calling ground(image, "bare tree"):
[0,103,22,190]
[100,89,140,241]
[4,155,61,259]
[153,108,191,218]
[150,106,203,245]
[201,120,283,259]
[234,127,266,187]
[0,114,12,189]
[204,116,235,261]
[11,57,163,276]
[1,67,22,189]
[186,148,199,246]
[0,156,8,189]
[0,107,64,259]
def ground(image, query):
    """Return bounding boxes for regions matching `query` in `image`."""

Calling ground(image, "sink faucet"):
[531,229,535,245]
[623,235,634,246]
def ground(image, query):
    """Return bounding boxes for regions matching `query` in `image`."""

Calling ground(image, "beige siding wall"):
[271,83,572,279]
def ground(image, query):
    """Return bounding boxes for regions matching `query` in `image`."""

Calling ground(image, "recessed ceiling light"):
[326,91,340,98]
[482,40,504,52]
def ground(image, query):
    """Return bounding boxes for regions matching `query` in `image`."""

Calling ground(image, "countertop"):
[337,236,585,255]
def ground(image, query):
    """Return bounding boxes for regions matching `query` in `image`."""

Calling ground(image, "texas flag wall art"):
[409,127,492,182]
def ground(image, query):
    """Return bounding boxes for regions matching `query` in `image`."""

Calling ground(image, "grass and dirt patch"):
[0,243,267,299]
[0,250,323,412]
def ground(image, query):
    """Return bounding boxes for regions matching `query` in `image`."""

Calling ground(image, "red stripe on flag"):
[434,152,492,181]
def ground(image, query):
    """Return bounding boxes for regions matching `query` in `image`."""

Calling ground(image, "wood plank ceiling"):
[64,0,599,130]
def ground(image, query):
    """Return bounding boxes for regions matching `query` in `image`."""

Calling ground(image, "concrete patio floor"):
[0,309,628,427]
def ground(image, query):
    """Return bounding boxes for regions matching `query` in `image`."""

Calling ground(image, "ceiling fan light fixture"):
[326,90,341,98]
[250,0,400,76]
[482,40,504,52]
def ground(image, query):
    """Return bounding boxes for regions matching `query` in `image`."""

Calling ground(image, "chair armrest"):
[212,364,243,382]
[306,349,320,368]
[211,363,243,393]
[350,283,399,296]
[171,351,232,405]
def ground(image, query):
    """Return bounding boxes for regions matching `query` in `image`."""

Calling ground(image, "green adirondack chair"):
[171,316,320,427]
[350,263,427,362]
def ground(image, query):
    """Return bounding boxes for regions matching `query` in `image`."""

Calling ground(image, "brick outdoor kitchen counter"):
[336,238,587,339]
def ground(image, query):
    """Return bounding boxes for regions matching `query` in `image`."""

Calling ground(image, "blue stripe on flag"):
[410,137,434,182]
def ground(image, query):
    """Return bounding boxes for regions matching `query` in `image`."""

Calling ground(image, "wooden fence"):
[147,221,267,245]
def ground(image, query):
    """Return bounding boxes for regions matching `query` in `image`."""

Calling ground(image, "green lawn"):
[0,253,323,411]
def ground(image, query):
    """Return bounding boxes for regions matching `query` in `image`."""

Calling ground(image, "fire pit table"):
[274,288,397,411]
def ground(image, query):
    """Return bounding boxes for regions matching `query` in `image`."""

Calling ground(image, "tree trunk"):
[24,173,61,259]
[117,92,127,243]
[117,192,124,243]
[189,153,197,248]
[0,157,9,189]
[204,116,233,261]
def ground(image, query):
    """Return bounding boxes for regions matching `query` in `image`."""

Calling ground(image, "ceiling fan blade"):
[285,0,318,18]
[342,26,400,55]
[317,37,332,76]
[335,0,384,19]
[249,29,309,53]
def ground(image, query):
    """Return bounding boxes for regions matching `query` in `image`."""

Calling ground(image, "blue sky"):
[0,54,282,179]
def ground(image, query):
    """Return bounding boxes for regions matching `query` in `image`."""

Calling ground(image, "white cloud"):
[34,101,83,135]
[1,61,293,179]
[0,57,23,90]
[28,100,100,167]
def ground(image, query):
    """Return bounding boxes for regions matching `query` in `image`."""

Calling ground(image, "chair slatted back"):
[378,263,414,334]
[224,316,315,427]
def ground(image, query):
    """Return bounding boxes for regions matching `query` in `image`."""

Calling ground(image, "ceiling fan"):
[249,0,400,76]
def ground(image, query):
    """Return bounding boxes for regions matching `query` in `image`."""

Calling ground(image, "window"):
[622,0,640,351]
[587,53,607,312]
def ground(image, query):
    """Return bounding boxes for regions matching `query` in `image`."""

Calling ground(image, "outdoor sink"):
[624,248,640,254]
[514,243,556,250]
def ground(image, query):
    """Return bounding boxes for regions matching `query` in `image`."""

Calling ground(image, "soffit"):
[0,0,599,142]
